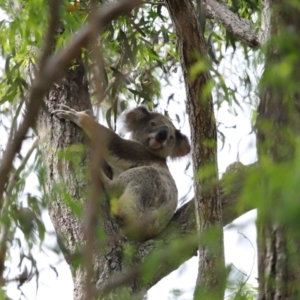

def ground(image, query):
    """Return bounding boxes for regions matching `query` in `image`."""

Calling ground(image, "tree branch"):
[205,0,272,47]
[73,161,255,296]
[141,162,256,290]
[205,0,259,48]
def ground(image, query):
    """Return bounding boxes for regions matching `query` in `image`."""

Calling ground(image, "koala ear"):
[171,130,191,158]
[122,106,150,132]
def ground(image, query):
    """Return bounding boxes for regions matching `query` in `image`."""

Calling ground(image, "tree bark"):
[165,0,225,298]
[36,1,300,299]
[35,1,259,299]
[204,0,271,47]
[256,1,300,299]
[37,59,253,299]
[205,0,259,47]
[38,61,132,300]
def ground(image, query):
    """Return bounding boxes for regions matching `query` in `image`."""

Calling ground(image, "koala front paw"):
[51,105,80,124]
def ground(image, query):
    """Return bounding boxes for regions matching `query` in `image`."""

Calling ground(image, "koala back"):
[108,164,178,240]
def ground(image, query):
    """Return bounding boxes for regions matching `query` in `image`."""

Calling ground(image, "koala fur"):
[52,105,190,241]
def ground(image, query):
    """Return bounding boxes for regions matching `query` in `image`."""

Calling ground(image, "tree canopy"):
[0,0,300,299]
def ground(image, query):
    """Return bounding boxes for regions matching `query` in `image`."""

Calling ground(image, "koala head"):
[119,106,190,158]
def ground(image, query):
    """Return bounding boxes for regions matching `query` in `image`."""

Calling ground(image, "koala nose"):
[155,126,169,142]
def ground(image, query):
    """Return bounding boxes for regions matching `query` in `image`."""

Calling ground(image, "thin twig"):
[0,139,38,281]
[6,98,25,149]
[0,256,65,287]
[225,230,257,299]
[236,230,256,294]
[83,0,106,298]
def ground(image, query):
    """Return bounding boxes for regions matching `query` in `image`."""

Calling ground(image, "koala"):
[52,105,190,241]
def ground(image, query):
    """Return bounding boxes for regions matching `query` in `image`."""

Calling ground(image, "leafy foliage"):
[2,0,299,299]
[0,0,255,297]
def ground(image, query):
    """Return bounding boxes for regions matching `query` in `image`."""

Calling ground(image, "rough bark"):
[38,61,129,300]
[258,0,272,45]
[204,0,271,47]
[36,1,300,299]
[37,59,253,299]
[0,0,142,203]
[256,1,300,299]
[34,1,260,299]
[165,0,225,298]
[205,0,259,48]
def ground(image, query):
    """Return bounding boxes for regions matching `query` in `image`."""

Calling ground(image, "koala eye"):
[170,135,175,140]
[150,121,157,127]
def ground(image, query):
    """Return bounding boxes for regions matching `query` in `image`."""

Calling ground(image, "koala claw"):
[51,105,79,123]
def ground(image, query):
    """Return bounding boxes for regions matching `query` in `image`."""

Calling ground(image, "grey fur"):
[52,105,190,241]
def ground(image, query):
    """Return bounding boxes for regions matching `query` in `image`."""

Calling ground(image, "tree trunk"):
[36,59,198,300]
[35,29,253,300]
[165,0,225,299]
[37,60,129,299]
[34,1,260,299]
[256,1,300,299]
